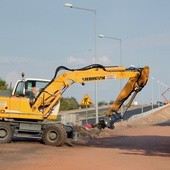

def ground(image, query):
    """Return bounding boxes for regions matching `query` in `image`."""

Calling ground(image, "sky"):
[0,0,170,104]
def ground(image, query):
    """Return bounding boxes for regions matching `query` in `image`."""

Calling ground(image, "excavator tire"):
[42,124,67,147]
[0,123,13,144]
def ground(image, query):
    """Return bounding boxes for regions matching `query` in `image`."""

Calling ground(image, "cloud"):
[0,56,29,64]
[67,56,88,65]
[98,56,111,65]
[67,55,112,65]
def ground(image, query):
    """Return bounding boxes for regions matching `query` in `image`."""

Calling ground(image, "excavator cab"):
[12,79,50,99]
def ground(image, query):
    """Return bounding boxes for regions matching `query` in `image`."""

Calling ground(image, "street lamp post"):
[157,80,160,106]
[64,3,96,63]
[151,77,154,110]
[98,34,122,65]
[64,3,99,123]
[99,34,123,116]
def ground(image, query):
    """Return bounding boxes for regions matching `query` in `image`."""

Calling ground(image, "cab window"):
[14,81,25,96]
[25,80,49,98]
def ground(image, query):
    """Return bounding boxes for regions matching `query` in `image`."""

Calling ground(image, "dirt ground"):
[0,105,170,170]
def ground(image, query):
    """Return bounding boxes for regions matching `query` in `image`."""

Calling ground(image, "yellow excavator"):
[0,64,149,146]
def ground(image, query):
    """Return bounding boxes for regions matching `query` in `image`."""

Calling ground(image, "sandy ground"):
[0,105,170,170]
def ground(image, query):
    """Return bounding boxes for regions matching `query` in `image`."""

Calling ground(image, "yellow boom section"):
[32,64,149,119]
[107,65,149,117]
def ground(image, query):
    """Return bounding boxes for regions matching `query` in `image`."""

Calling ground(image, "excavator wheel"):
[42,124,67,147]
[0,123,13,144]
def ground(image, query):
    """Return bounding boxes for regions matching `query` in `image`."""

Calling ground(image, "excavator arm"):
[99,66,149,129]
[32,64,149,128]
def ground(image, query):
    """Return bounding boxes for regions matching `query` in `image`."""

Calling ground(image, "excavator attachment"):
[98,66,149,129]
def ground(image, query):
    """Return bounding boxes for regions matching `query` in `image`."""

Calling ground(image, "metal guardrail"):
[0,90,12,96]
[60,104,169,126]
[128,104,169,121]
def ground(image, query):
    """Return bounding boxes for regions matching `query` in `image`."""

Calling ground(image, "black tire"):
[42,124,67,147]
[0,124,13,144]
[61,127,67,146]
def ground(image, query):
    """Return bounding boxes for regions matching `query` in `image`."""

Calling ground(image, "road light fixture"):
[64,3,73,8]
[98,34,122,65]
[99,34,123,115]
[151,77,154,110]
[64,3,96,62]
[64,3,99,123]
[157,80,160,106]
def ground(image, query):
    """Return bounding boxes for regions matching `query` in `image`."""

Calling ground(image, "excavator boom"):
[32,64,149,128]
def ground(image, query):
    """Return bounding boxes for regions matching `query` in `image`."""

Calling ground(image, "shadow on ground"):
[82,134,170,157]
[154,119,170,126]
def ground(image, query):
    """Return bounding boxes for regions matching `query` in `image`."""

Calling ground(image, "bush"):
[60,97,79,111]
[0,79,8,90]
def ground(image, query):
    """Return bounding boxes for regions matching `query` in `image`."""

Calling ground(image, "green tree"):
[98,100,107,106]
[0,79,8,90]
[69,97,79,110]
[60,97,79,111]
[109,100,114,105]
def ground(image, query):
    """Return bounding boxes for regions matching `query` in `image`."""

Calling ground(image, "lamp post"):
[99,34,123,115]
[151,77,154,110]
[157,80,160,106]
[98,34,122,65]
[64,3,99,123]
[64,3,96,63]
